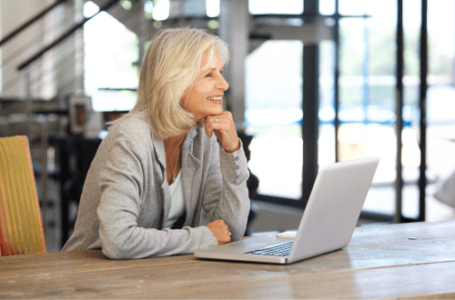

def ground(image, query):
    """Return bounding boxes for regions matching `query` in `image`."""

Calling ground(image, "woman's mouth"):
[207,97,223,101]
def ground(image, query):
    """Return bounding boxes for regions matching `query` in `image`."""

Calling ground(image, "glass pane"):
[319,40,336,166]
[427,0,455,220]
[84,1,139,112]
[339,0,368,15]
[206,0,220,17]
[246,41,303,199]
[320,0,335,15]
[249,0,303,15]
[338,0,397,216]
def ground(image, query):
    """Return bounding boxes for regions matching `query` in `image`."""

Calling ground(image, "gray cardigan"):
[62,112,250,259]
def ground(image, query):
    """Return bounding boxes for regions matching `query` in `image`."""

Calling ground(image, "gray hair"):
[114,27,229,140]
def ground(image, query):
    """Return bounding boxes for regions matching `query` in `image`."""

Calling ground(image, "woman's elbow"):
[101,243,128,260]
[99,232,133,259]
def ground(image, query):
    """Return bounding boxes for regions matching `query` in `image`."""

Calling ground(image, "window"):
[83,1,139,112]
[246,41,303,199]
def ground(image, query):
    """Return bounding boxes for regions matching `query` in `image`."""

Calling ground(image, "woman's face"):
[180,50,229,121]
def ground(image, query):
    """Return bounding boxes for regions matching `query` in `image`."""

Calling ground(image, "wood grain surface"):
[1,220,455,299]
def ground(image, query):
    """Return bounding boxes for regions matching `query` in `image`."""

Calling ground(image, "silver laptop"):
[194,156,380,264]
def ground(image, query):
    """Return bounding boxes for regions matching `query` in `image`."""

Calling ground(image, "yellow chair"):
[0,136,46,256]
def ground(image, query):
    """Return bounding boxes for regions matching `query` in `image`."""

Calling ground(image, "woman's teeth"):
[207,97,222,101]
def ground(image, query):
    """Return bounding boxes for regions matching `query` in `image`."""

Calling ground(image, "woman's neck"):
[164,132,187,152]
[164,132,188,185]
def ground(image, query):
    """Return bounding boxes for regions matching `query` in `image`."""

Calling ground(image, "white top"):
[164,171,185,228]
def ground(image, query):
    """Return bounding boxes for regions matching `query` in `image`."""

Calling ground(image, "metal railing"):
[18,0,122,71]
[0,0,68,47]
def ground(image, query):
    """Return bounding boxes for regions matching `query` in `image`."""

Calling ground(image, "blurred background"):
[1,0,455,252]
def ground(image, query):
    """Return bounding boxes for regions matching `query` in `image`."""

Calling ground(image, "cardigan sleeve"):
[201,137,251,242]
[97,136,218,259]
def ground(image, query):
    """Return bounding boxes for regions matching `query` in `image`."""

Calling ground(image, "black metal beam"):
[0,0,68,47]
[359,211,394,223]
[301,0,320,208]
[304,0,318,15]
[252,194,304,209]
[395,0,404,223]
[252,13,371,20]
[334,0,340,162]
[302,45,319,207]
[418,0,428,222]
[98,87,138,91]
[18,0,121,71]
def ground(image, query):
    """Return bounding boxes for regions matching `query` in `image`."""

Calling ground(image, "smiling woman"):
[127,28,230,140]
[61,28,250,259]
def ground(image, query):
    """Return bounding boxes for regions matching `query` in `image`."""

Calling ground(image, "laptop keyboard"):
[245,241,294,256]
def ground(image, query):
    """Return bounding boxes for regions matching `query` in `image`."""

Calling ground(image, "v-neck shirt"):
[164,171,185,228]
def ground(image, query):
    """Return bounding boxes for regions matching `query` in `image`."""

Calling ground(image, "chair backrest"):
[0,136,46,256]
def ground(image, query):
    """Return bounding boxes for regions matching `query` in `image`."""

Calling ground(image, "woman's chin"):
[204,107,223,116]
[210,110,223,117]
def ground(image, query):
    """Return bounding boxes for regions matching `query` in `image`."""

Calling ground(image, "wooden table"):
[2,220,455,299]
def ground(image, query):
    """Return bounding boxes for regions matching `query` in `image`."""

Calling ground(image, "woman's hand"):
[205,219,231,245]
[202,111,240,153]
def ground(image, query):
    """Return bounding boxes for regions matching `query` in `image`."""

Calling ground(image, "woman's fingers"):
[204,115,227,137]
[203,112,240,153]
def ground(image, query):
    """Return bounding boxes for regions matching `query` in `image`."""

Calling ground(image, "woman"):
[62,28,250,259]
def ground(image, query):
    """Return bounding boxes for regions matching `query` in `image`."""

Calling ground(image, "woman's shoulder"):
[107,111,153,144]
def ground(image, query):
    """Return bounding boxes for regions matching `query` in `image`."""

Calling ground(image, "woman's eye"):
[205,73,212,78]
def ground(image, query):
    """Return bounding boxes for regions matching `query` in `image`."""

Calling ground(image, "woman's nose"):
[218,74,229,92]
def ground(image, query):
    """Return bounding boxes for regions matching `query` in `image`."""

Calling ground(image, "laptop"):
[194,156,380,264]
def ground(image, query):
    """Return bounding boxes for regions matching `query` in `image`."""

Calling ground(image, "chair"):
[0,136,46,256]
